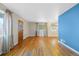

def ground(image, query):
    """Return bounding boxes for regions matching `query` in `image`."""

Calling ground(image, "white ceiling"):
[3,3,77,22]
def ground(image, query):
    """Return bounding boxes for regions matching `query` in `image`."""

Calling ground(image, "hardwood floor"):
[1,36,79,56]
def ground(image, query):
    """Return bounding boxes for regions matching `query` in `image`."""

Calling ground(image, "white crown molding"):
[59,4,77,16]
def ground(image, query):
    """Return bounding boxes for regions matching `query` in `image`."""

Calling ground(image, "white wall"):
[47,22,58,37]
[23,19,29,39]
[28,22,36,36]
[47,10,58,37]
[12,13,18,46]
[12,13,29,46]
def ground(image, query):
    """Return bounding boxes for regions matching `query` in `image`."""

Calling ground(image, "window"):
[0,10,4,54]
[0,16,3,35]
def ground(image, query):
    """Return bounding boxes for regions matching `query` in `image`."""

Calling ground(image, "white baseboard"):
[59,41,79,55]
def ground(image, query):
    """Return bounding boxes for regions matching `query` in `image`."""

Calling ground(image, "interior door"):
[18,20,23,46]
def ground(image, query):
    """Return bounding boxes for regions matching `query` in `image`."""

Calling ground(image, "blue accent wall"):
[59,4,79,51]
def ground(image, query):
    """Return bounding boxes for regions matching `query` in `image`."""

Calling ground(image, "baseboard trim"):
[59,41,79,55]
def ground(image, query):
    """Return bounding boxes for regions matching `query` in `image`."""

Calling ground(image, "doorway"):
[18,20,23,46]
[36,22,48,37]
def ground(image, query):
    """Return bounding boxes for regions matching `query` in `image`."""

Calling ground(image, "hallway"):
[2,37,79,56]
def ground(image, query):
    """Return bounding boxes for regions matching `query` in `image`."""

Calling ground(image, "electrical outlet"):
[60,39,65,43]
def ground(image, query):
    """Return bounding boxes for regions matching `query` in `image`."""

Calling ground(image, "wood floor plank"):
[1,36,79,56]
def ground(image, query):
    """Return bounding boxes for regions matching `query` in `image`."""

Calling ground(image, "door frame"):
[18,20,23,45]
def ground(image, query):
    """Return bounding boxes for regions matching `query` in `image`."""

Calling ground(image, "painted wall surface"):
[12,13,29,46]
[48,22,58,37]
[47,10,58,37]
[28,22,36,36]
[59,4,79,51]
